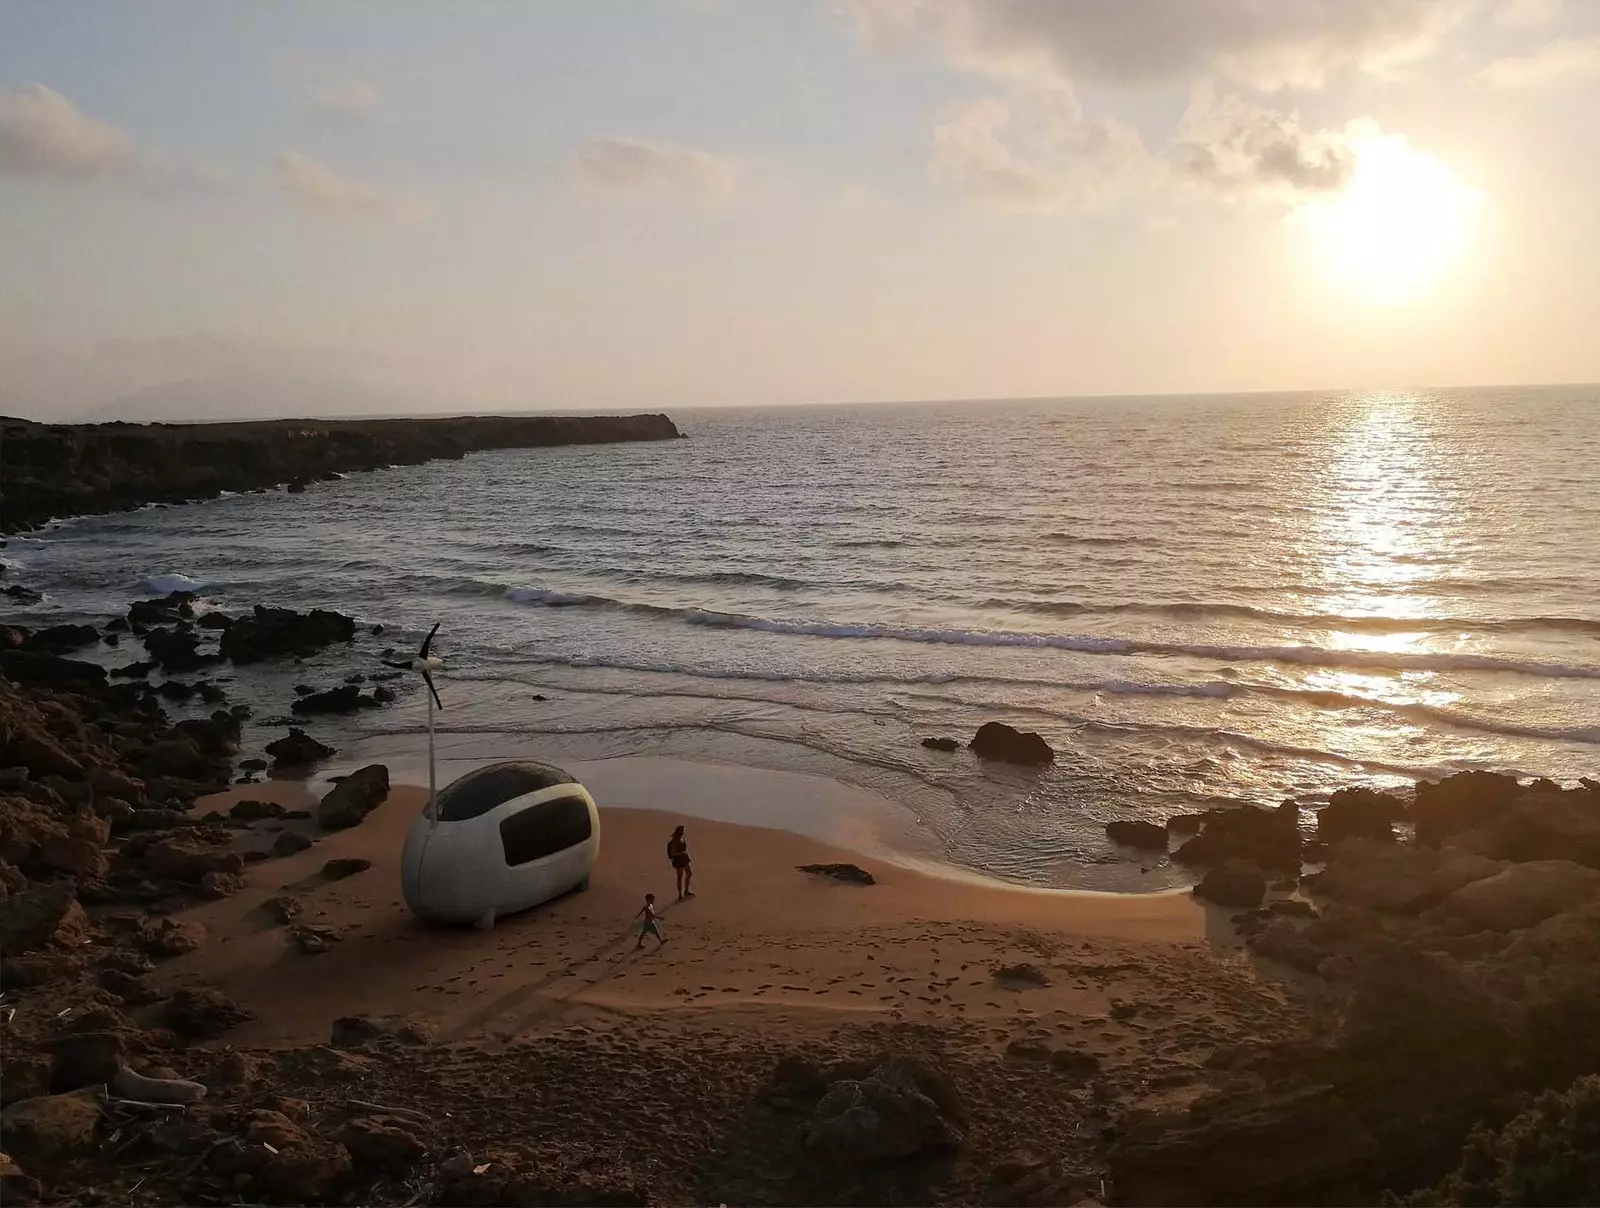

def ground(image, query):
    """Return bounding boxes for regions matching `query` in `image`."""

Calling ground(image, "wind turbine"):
[390,620,603,929]
[383,622,444,825]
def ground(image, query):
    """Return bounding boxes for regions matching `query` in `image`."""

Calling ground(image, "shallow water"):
[11,387,1600,888]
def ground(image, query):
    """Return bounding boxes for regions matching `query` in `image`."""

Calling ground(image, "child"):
[634,892,667,950]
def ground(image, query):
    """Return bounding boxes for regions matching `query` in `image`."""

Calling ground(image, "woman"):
[667,824,694,899]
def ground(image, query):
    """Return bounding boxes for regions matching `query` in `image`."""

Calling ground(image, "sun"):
[1296,132,1483,307]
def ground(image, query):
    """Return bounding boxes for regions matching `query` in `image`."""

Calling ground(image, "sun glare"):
[1297,133,1483,307]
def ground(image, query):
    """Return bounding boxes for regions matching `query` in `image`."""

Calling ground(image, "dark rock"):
[164,987,251,1038]
[1413,770,1523,847]
[259,1138,352,1201]
[920,736,960,752]
[1194,860,1267,909]
[317,764,390,830]
[195,611,232,629]
[291,684,366,714]
[1107,819,1169,850]
[48,1031,124,1091]
[801,1056,964,1162]
[143,627,206,672]
[338,1115,426,1167]
[175,710,241,756]
[330,1014,432,1047]
[0,650,108,689]
[2,1054,52,1107]
[969,721,1055,765]
[322,857,372,880]
[0,1089,102,1161]
[238,757,267,771]
[265,726,336,766]
[1304,840,1503,914]
[1441,860,1600,932]
[1316,787,1406,844]
[272,831,313,857]
[263,894,300,923]
[220,604,356,665]
[230,798,284,821]
[142,833,242,882]
[0,881,88,953]
[137,737,218,782]
[796,862,875,886]
[124,807,192,830]
[138,917,206,957]
[20,624,99,654]
[199,869,244,898]
[128,597,183,626]
[1174,800,1301,870]
[1107,1084,1376,1206]
[109,659,155,678]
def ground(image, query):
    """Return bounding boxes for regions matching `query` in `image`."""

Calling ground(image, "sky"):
[2,0,1598,420]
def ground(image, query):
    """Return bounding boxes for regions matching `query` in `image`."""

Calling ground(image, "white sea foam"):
[142,573,207,594]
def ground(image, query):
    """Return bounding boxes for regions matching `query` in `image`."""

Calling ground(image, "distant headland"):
[0,413,684,534]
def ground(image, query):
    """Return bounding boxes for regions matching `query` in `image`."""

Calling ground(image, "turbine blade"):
[422,668,444,711]
[419,621,441,660]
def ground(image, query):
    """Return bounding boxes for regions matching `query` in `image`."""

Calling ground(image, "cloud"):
[575,136,740,198]
[845,0,1471,89]
[931,83,1360,212]
[1493,0,1562,27]
[273,151,421,219]
[278,56,380,115]
[1477,36,1600,88]
[1169,84,1355,200]
[932,88,1149,208]
[0,84,224,193]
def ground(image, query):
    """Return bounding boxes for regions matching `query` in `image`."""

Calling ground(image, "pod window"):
[500,795,592,866]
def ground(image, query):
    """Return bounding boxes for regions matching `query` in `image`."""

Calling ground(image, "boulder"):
[1449,788,1600,869]
[143,628,206,672]
[174,712,240,756]
[230,798,284,821]
[1305,840,1504,914]
[1441,860,1600,932]
[1174,800,1301,871]
[0,1090,101,1161]
[0,882,88,953]
[3,731,83,780]
[0,651,108,690]
[1413,770,1523,847]
[1106,820,1168,850]
[796,862,875,886]
[1316,787,1405,845]
[39,835,106,878]
[317,764,390,830]
[138,917,206,958]
[20,624,99,654]
[969,722,1054,766]
[137,737,217,782]
[801,1056,964,1162]
[1107,1085,1376,1207]
[338,1115,427,1167]
[220,605,356,665]
[272,831,313,857]
[47,1031,124,1092]
[259,1138,352,1201]
[322,857,372,880]
[142,833,243,882]
[920,736,960,752]
[164,987,251,1038]
[1194,860,1267,909]
[265,727,336,767]
[2,1055,51,1107]
[291,685,368,715]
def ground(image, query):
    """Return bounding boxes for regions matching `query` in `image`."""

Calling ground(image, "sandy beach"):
[158,765,1236,1054]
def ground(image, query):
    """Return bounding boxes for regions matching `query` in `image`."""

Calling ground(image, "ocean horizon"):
[10,385,1599,889]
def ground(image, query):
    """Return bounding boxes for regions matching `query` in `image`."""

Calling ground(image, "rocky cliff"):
[0,413,683,533]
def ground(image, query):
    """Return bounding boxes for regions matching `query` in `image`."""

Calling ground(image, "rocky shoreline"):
[0,412,683,534]
[2,586,1599,1204]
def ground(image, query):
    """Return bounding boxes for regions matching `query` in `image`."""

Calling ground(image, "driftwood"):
[111,1066,208,1104]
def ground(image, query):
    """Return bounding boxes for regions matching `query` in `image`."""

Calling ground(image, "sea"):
[8,387,1600,889]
